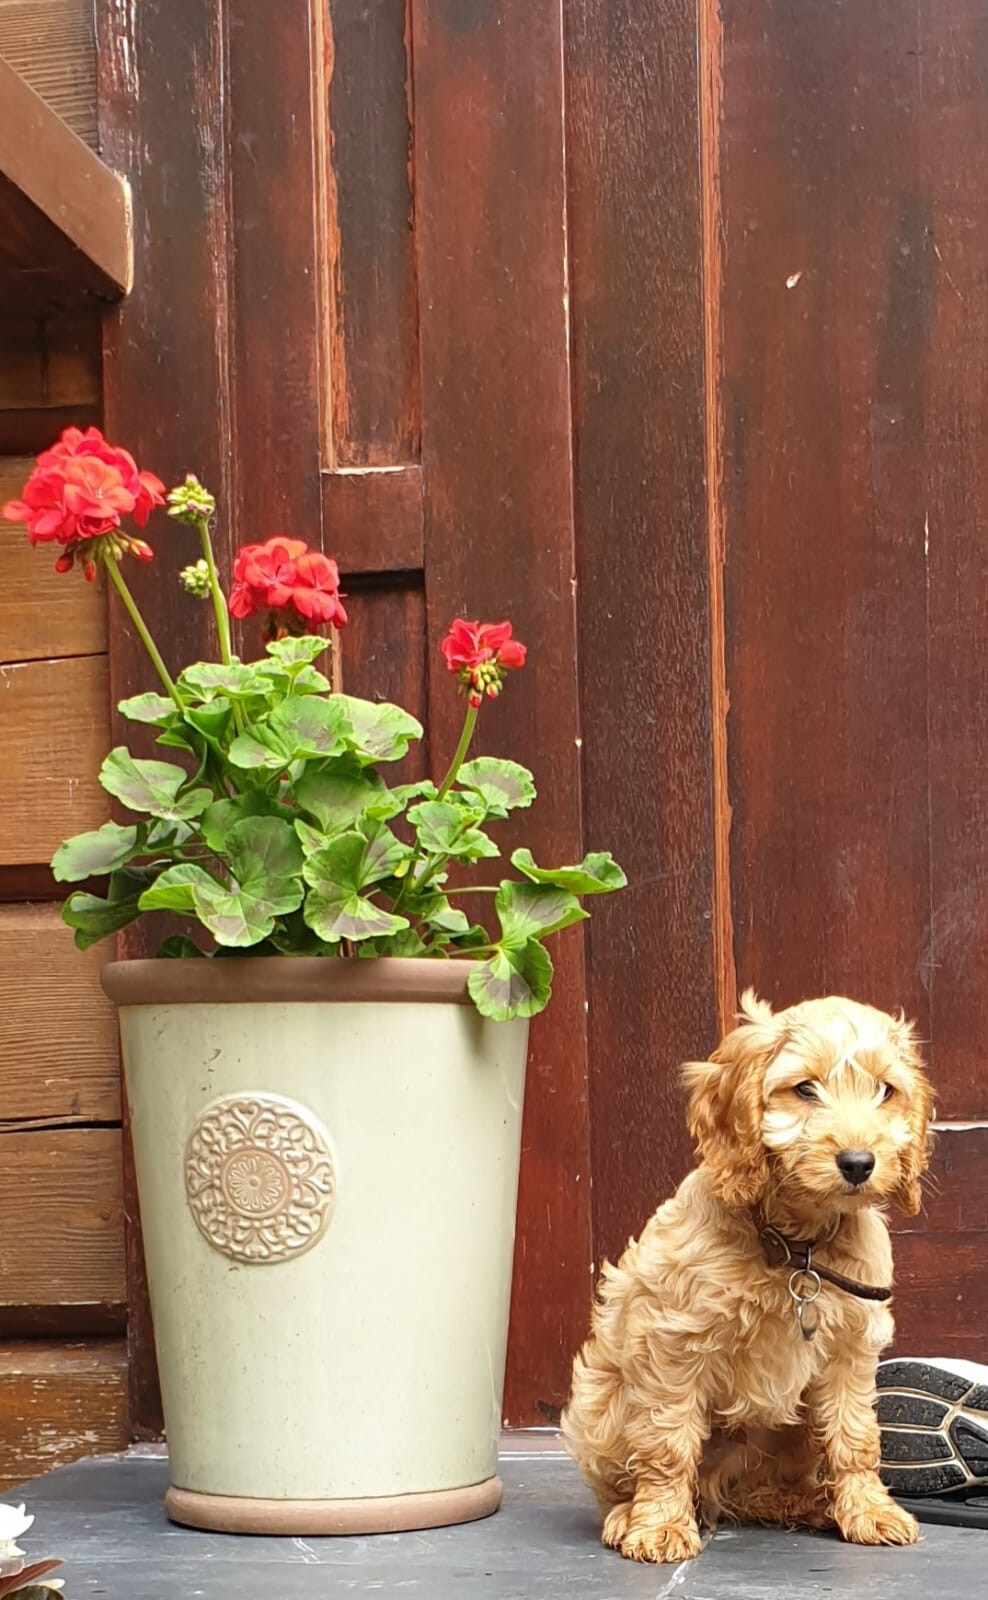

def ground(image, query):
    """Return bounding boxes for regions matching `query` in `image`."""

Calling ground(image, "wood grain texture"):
[0,403,100,456]
[0,1129,125,1310]
[0,55,129,315]
[0,1340,128,1489]
[323,467,423,574]
[0,655,108,865]
[411,0,590,1424]
[324,0,419,466]
[565,0,718,1267]
[0,457,107,662]
[0,314,101,411]
[0,904,119,1123]
[339,578,429,783]
[719,2,932,1041]
[921,0,988,1117]
[97,0,234,1437]
[225,0,324,547]
[892,1127,988,1353]
[0,0,98,148]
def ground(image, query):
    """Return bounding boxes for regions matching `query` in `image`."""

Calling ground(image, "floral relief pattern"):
[184,1096,335,1264]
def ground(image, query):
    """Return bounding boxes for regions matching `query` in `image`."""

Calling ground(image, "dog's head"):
[683,991,933,1216]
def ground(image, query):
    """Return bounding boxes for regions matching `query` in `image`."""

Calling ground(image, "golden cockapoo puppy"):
[562,992,934,1563]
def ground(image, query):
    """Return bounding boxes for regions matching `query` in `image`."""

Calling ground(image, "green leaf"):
[52,821,143,883]
[118,692,178,726]
[256,660,331,696]
[61,868,150,950]
[99,748,213,821]
[296,761,387,833]
[303,827,405,897]
[200,793,286,852]
[412,892,470,936]
[294,819,328,857]
[303,886,410,944]
[178,662,268,701]
[335,695,423,763]
[138,862,212,914]
[224,816,304,915]
[467,940,553,1020]
[509,848,628,896]
[158,935,206,958]
[495,879,588,945]
[228,695,351,769]
[264,635,330,669]
[191,880,283,947]
[457,757,536,817]
[358,928,429,958]
[407,800,500,862]
[184,698,232,742]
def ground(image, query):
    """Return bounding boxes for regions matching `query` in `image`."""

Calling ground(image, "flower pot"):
[101,957,529,1536]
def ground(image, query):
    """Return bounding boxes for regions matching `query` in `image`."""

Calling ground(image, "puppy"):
[562,992,933,1563]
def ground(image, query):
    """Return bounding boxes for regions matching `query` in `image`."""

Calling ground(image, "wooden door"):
[96,0,988,1441]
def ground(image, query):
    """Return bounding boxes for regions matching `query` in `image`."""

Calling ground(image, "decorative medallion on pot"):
[184,1094,335,1264]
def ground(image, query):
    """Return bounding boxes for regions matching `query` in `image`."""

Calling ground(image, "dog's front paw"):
[600,1502,632,1549]
[838,1496,919,1548]
[620,1518,703,1564]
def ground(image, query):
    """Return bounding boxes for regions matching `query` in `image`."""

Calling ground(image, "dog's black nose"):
[836,1148,875,1186]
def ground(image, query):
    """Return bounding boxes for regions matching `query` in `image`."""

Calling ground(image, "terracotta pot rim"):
[101,955,477,1006]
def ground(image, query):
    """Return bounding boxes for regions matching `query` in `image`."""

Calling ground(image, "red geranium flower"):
[440,618,527,706]
[39,427,166,526]
[229,537,347,631]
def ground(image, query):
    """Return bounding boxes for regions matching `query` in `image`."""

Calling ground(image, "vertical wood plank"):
[411,0,591,1423]
[565,0,718,1266]
[921,0,988,1117]
[97,0,237,1437]
[718,1,932,1038]
[324,0,419,466]
[225,0,325,544]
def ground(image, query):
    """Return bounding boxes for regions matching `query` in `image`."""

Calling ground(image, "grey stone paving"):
[13,1448,988,1597]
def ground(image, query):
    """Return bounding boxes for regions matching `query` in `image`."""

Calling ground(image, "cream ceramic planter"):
[102,957,529,1536]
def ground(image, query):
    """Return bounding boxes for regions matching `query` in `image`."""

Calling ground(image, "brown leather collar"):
[755,1219,893,1303]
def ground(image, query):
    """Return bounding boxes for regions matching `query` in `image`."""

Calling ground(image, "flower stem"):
[436,703,479,799]
[104,554,182,710]
[197,515,234,666]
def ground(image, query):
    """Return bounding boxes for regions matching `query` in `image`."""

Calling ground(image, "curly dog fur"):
[562,992,934,1563]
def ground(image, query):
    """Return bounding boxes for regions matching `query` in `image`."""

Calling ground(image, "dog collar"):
[754,1218,892,1340]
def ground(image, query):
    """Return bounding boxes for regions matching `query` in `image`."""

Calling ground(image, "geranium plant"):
[5,429,625,1020]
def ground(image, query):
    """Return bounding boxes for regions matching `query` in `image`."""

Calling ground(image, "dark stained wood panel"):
[0,314,100,411]
[718,1,932,1036]
[323,467,423,575]
[565,0,718,1267]
[921,0,988,1118]
[225,0,324,548]
[411,0,591,1424]
[0,456,107,662]
[892,1127,988,1353]
[0,1340,128,1489]
[324,0,419,466]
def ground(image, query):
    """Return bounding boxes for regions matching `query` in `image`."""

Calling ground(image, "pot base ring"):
[165,1475,503,1535]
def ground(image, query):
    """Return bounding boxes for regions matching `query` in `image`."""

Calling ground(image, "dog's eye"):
[793,1081,818,1101]
[881,1082,896,1102]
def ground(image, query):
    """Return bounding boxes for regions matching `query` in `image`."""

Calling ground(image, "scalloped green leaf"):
[178,662,269,701]
[407,800,499,862]
[302,826,406,897]
[199,793,286,852]
[467,940,553,1020]
[224,816,304,913]
[303,886,409,944]
[98,748,212,821]
[184,698,232,742]
[335,695,423,763]
[228,695,351,770]
[296,761,387,833]
[457,757,536,818]
[509,848,627,896]
[158,934,206,958]
[264,635,330,668]
[61,867,150,950]
[52,821,143,883]
[138,862,212,913]
[256,660,331,696]
[118,692,178,726]
[495,879,588,946]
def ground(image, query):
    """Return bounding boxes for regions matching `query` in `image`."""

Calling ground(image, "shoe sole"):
[877,1358,988,1499]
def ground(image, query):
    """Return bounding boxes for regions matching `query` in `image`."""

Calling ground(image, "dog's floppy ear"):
[889,1014,934,1217]
[683,989,784,1207]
